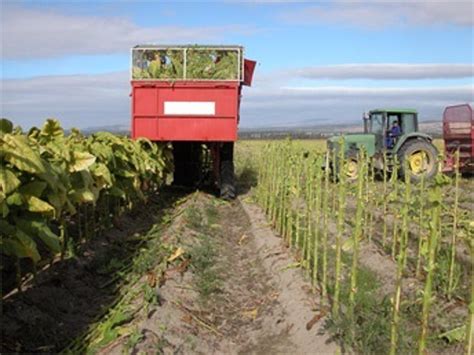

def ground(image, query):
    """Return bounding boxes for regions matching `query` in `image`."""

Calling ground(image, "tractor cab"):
[364,109,419,151]
[328,108,438,182]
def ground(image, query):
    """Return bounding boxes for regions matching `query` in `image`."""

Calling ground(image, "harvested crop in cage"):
[187,49,238,80]
[132,49,184,79]
[132,47,239,80]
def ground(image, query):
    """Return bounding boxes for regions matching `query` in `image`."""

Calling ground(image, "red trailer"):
[130,45,256,198]
[442,103,474,173]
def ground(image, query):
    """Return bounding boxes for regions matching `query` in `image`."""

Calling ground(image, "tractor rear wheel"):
[398,140,438,182]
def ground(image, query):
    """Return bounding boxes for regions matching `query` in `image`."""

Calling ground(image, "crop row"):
[0,119,173,292]
[254,140,473,354]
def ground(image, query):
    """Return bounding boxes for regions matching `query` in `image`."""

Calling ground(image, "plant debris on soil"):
[1,189,338,354]
[96,192,337,354]
[0,191,186,353]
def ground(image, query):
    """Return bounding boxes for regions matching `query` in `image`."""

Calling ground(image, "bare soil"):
[1,190,337,354]
[103,192,337,354]
[0,192,184,353]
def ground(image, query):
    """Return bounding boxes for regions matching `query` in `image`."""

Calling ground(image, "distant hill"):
[239,120,442,139]
[81,120,443,140]
[81,124,130,136]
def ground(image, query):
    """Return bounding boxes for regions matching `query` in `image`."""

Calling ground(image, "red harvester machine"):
[130,45,256,198]
[443,103,474,174]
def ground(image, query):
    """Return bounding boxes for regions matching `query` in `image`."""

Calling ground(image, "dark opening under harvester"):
[130,45,256,199]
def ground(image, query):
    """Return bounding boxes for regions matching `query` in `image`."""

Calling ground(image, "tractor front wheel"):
[398,140,438,182]
[331,150,361,182]
[344,151,360,182]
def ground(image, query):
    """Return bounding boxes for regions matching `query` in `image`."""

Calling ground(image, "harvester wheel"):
[220,143,236,200]
[398,140,438,182]
[220,161,236,200]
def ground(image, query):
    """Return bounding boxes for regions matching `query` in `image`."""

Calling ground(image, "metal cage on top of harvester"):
[131,45,244,81]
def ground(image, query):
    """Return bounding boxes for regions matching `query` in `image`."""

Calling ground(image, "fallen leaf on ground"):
[182,314,193,324]
[158,270,167,287]
[269,291,279,300]
[306,311,326,331]
[238,234,249,245]
[263,251,283,259]
[176,258,191,275]
[147,271,156,287]
[280,262,301,271]
[242,308,258,320]
[168,247,184,262]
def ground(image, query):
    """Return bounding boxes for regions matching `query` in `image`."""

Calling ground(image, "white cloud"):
[280,1,474,28]
[1,6,257,59]
[250,85,473,100]
[241,85,473,126]
[1,72,130,129]
[2,71,472,129]
[289,63,474,80]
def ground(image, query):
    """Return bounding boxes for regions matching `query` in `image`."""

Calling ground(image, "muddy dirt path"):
[103,192,337,354]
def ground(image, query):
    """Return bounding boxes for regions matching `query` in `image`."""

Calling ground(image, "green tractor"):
[327,109,439,182]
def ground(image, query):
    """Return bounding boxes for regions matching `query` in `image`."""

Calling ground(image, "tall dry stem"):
[447,149,460,297]
[333,138,346,318]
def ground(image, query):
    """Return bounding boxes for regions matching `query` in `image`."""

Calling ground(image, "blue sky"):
[1,0,473,129]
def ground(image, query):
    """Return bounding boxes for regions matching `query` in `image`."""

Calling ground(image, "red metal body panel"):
[442,104,474,172]
[132,81,241,142]
[243,59,257,86]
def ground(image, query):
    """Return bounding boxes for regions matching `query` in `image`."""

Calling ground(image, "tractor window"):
[387,115,401,129]
[387,115,402,135]
[401,113,416,133]
[370,113,384,135]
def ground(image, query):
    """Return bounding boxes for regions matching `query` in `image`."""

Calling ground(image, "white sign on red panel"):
[164,101,216,115]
